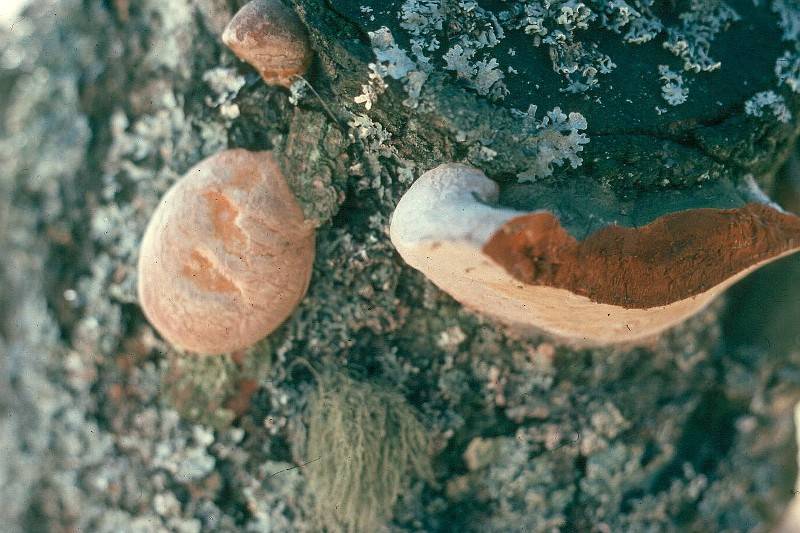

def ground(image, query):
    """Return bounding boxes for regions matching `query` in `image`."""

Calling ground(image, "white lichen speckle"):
[288,78,308,106]
[774,0,800,42]
[354,63,387,111]
[353,0,748,106]
[745,90,792,123]
[777,50,800,93]
[400,0,509,99]
[663,0,739,73]
[774,0,800,93]
[516,105,590,182]
[443,45,508,99]
[202,67,245,119]
[357,27,431,109]
[348,113,394,156]
[370,27,417,79]
[400,0,444,41]
[658,65,689,106]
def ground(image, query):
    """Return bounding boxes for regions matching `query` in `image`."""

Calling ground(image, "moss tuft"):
[305,370,434,532]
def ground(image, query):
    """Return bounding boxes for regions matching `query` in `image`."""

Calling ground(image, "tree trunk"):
[3,0,800,531]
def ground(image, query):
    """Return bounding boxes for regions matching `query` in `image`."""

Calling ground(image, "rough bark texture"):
[3,1,800,532]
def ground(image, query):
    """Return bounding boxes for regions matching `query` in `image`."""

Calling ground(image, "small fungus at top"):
[222,0,312,88]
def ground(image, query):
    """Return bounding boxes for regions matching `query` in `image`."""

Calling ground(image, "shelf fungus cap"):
[390,164,800,345]
[137,149,315,355]
[222,0,312,88]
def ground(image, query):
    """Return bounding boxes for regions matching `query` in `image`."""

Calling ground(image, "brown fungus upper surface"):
[223,0,312,88]
[137,149,315,355]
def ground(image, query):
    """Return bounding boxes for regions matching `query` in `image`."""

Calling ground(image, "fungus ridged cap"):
[222,0,312,88]
[137,149,315,355]
[389,164,800,345]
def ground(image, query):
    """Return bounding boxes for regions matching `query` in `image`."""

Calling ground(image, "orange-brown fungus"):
[181,250,239,294]
[483,203,800,309]
[222,0,312,88]
[137,149,315,355]
[202,190,246,247]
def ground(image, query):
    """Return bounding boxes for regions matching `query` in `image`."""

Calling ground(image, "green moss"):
[305,370,434,532]
[161,347,272,431]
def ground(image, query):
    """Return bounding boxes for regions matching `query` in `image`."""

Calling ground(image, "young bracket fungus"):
[137,149,315,355]
[390,164,800,345]
[222,0,312,88]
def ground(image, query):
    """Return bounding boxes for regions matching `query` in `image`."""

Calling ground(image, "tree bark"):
[3,0,800,531]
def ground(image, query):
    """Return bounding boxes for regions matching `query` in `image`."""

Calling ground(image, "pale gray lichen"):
[356,27,429,109]
[443,45,508,100]
[202,67,245,119]
[400,0,444,43]
[390,0,747,101]
[745,90,792,123]
[599,0,663,43]
[370,26,417,79]
[663,0,739,73]
[455,432,577,532]
[777,49,800,94]
[515,105,590,182]
[500,1,618,93]
[141,0,197,76]
[349,113,395,157]
[288,78,308,106]
[353,63,387,110]
[350,0,772,186]
[658,64,689,106]
[348,0,791,186]
[774,0,800,42]
[774,0,800,93]
[1,1,315,530]
[430,0,509,97]
[378,2,510,100]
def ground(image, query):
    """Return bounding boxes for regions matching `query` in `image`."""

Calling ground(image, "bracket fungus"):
[390,164,800,345]
[137,149,315,355]
[222,0,312,88]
